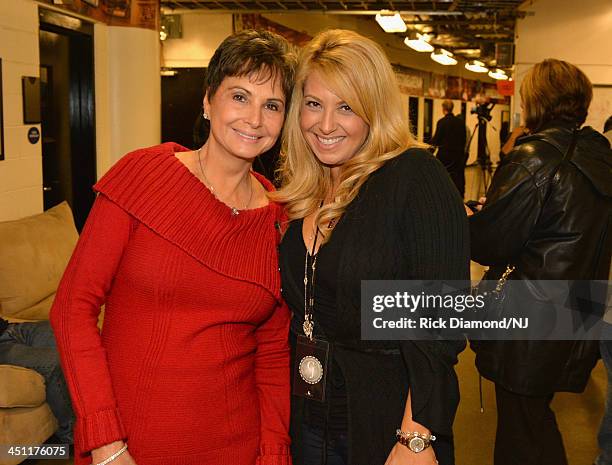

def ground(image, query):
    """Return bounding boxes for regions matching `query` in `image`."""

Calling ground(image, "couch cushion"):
[0,365,47,408]
[0,403,57,463]
[0,202,78,321]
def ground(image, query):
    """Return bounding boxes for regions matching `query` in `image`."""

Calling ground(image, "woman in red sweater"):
[50,30,296,465]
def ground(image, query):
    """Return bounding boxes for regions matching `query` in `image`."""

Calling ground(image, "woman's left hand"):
[384,442,437,465]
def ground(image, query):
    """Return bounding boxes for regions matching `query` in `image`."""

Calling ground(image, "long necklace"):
[302,206,337,341]
[303,233,319,341]
[197,147,253,216]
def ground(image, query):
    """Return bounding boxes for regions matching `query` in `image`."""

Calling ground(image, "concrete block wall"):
[0,0,43,221]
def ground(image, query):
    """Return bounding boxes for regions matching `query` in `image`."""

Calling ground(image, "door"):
[39,10,96,231]
[408,96,419,137]
[423,98,434,144]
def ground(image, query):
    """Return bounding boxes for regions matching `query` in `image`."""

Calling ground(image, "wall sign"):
[22,76,41,124]
[28,127,40,145]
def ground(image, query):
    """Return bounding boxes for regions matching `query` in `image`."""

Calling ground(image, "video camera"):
[471,102,496,122]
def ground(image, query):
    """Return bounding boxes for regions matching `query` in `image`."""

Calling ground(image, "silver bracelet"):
[94,444,128,465]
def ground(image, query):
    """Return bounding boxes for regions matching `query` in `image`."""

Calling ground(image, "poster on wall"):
[0,58,4,161]
[39,0,158,30]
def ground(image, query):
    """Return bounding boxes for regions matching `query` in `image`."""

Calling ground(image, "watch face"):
[409,437,426,453]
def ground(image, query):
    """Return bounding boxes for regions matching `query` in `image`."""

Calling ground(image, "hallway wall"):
[0,1,161,222]
[0,0,43,220]
[513,0,612,131]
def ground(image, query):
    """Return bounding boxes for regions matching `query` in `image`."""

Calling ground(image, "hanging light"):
[375,10,407,33]
[430,48,457,66]
[488,68,509,80]
[404,33,434,52]
[465,60,488,73]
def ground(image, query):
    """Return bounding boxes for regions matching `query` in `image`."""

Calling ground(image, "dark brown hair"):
[520,59,592,131]
[205,30,296,102]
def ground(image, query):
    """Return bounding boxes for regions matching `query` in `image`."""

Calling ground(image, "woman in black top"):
[272,30,470,465]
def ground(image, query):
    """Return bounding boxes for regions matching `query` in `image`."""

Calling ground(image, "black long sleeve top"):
[280,148,470,465]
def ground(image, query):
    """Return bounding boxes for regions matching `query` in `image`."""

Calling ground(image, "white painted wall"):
[162,13,233,68]
[0,0,42,220]
[514,0,612,131]
[106,26,161,167]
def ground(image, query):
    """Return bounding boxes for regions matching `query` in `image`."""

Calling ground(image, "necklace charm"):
[303,318,314,340]
[231,207,240,216]
[299,355,323,385]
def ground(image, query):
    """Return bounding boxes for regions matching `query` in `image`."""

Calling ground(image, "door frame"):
[39,7,96,230]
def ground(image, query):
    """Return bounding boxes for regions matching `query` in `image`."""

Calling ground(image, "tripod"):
[466,115,494,195]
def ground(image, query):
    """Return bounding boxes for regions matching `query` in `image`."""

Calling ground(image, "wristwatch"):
[396,429,436,453]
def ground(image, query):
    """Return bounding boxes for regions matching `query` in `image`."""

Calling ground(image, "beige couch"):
[0,202,78,465]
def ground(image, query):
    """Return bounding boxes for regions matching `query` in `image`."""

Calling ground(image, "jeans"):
[302,422,348,465]
[0,321,74,443]
[597,322,612,465]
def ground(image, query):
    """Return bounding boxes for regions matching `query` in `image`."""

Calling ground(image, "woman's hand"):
[384,442,437,465]
[91,441,137,465]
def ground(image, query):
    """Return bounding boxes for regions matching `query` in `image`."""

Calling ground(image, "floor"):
[23,166,606,465]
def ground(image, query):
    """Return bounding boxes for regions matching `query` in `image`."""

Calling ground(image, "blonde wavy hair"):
[271,29,421,242]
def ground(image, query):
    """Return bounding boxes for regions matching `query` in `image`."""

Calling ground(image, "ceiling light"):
[404,33,434,52]
[375,11,407,33]
[430,48,457,66]
[465,60,488,73]
[488,68,509,80]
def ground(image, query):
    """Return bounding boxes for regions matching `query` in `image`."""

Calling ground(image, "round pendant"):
[298,355,323,385]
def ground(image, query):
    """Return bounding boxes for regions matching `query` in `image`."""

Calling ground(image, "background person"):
[273,29,469,465]
[50,30,296,465]
[430,99,468,197]
[469,58,611,465]
[0,318,74,444]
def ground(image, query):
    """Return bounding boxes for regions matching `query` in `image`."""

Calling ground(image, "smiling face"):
[204,73,286,162]
[299,71,369,171]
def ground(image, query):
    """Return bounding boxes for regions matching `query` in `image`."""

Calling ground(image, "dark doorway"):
[408,96,419,138]
[423,98,434,144]
[162,67,207,150]
[39,9,96,231]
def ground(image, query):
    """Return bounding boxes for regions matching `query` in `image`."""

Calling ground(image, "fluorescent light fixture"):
[375,11,407,33]
[404,33,434,52]
[488,68,509,80]
[430,48,457,66]
[465,60,488,73]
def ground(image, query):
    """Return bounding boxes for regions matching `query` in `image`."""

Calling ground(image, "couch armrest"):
[0,365,46,408]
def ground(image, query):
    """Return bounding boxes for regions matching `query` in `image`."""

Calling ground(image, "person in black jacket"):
[469,59,612,465]
[272,30,470,465]
[430,100,467,197]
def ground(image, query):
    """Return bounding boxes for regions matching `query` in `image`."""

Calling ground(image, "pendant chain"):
[196,147,253,216]
[302,202,338,341]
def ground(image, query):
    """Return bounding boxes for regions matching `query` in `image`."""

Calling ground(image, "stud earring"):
[203,110,209,120]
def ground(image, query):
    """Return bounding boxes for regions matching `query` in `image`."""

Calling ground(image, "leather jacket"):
[469,120,612,395]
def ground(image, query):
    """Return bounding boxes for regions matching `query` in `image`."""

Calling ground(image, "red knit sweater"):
[50,143,292,465]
